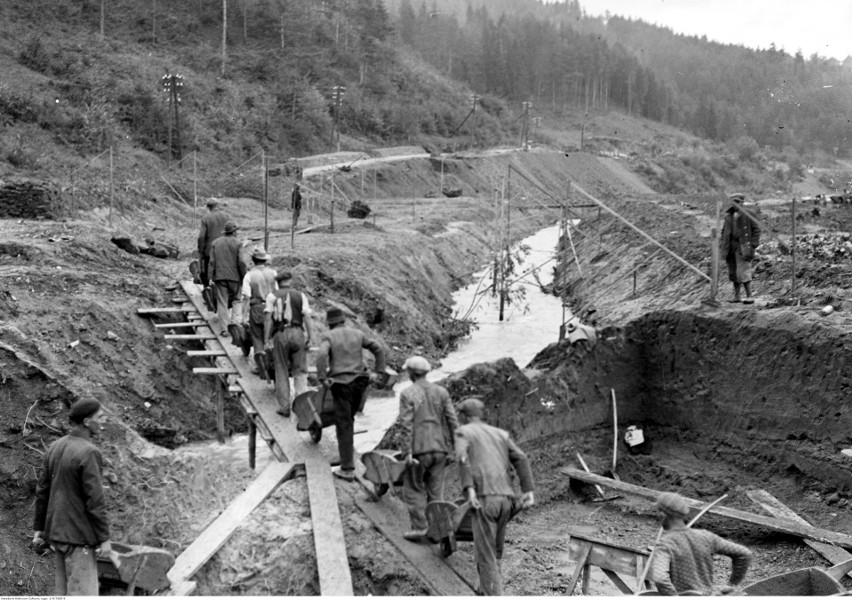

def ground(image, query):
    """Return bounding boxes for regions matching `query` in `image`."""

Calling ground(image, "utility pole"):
[499,165,511,321]
[329,85,346,150]
[532,116,541,145]
[100,0,105,39]
[221,0,228,77]
[263,150,269,251]
[520,101,531,149]
[791,196,797,296]
[161,74,184,166]
[469,94,479,148]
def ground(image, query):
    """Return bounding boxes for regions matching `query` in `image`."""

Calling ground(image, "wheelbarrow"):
[96,542,175,595]
[742,557,852,596]
[361,449,407,497]
[425,498,474,557]
[292,384,336,443]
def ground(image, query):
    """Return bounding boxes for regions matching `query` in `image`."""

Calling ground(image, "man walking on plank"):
[455,398,535,595]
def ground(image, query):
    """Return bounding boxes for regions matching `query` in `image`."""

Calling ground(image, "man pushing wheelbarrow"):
[315,307,387,481]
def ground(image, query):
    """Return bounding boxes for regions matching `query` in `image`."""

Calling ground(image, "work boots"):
[254,353,271,384]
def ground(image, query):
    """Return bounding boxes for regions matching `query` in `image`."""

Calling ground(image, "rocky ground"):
[3,144,852,595]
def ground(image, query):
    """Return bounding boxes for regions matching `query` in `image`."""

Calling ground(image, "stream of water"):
[181,222,566,469]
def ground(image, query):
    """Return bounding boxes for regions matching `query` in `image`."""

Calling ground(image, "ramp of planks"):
[747,489,852,576]
[562,468,852,549]
[166,461,296,583]
[354,495,476,596]
[142,283,353,596]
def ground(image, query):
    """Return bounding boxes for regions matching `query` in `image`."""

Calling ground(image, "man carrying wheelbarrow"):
[398,356,459,542]
[455,398,535,596]
[263,271,314,416]
[315,307,386,481]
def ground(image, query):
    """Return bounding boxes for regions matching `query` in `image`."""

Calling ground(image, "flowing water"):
[183,222,567,469]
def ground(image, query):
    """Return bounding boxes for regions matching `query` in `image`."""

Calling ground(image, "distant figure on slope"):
[315,307,386,481]
[291,183,302,225]
[649,492,752,595]
[33,398,112,596]
[454,398,535,596]
[720,193,760,304]
[398,356,459,541]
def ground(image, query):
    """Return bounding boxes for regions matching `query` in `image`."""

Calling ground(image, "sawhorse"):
[566,532,651,595]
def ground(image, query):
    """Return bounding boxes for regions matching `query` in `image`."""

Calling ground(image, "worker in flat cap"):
[33,398,112,595]
[208,220,247,336]
[239,247,278,377]
[454,398,534,595]
[649,492,752,595]
[720,192,761,304]
[398,356,459,541]
[197,198,232,291]
[264,270,314,416]
[316,307,386,481]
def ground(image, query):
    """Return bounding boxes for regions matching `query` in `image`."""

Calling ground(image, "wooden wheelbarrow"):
[361,449,407,496]
[743,557,852,596]
[292,384,336,443]
[97,542,175,595]
[425,498,474,557]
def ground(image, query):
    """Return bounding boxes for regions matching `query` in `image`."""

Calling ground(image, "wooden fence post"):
[791,196,797,296]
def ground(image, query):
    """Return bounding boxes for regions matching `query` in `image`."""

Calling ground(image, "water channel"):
[180,222,566,469]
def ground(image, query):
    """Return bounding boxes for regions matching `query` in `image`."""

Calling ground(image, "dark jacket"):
[291,189,302,212]
[455,420,534,497]
[316,326,386,385]
[209,235,246,283]
[399,380,459,456]
[720,206,760,260]
[33,427,110,547]
[197,208,231,258]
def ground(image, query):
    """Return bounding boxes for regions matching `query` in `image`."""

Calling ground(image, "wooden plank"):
[166,461,296,583]
[747,489,852,572]
[164,333,216,340]
[187,350,228,357]
[192,367,238,375]
[137,307,192,314]
[228,383,244,393]
[354,496,475,596]
[154,322,205,329]
[163,580,196,596]
[566,541,592,595]
[567,536,646,576]
[601,568,634,595]
[305,456,354,596]
[561,468,852,549]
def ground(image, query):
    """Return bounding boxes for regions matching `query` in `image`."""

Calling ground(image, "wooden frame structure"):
[565,532,650,595]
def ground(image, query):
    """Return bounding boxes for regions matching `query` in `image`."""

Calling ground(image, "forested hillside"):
[387,0,852,157]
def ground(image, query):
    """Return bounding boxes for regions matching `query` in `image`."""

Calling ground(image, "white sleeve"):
[241,272,252,299]
[301,293,312,316]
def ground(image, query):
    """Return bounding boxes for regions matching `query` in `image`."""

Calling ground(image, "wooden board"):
[154,322,205,329]
[162,580,196,596]
[561,468,852,549]
[137,307,193,314]
[164,333,216,340]
[166,461,296,583]
[567,535,647,578]
[305,456,354,596]
[187,350,228,357]
[747,489,852,573]
[354,496,476,596]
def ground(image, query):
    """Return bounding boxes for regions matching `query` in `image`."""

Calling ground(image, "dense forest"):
[2,0,850,165]
[387,0,852,156]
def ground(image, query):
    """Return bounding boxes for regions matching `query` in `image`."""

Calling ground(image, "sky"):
[565,0,852,62]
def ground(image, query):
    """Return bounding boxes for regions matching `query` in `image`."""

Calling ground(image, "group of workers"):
[31,194,757,597]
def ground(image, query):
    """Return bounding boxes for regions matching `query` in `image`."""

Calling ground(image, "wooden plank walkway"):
[354,496,476,596]
[562,468,852,549]
[747,489,852,575]
[166,461,296,584]
[169,281,354,596]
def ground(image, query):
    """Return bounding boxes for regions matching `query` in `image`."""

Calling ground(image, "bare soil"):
[4,145,852,595]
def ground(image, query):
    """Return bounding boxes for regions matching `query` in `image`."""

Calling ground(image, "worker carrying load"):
[649,492,753,595]
[398,356,459,542]
[454,398,535,596]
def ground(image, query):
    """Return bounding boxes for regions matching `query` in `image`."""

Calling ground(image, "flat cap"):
[403,356,431,374]
[729,192,745,202]
[275,270,293,282]
[656,492,690,517]
[326,307,345,325]
[222,221,238,234]
[251,247,270,261]
[457,397,485,418]
[69,398,101,423]
[206,198,220,207]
